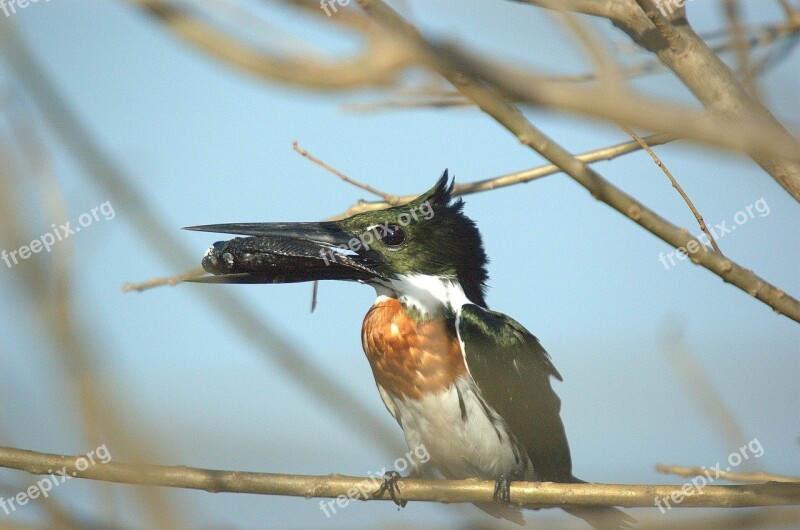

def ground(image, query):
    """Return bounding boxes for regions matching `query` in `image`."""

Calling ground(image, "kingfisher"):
[186,173,631,528]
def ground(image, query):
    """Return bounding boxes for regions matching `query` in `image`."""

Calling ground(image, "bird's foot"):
[372,470,407,508]
[493,473,513,503]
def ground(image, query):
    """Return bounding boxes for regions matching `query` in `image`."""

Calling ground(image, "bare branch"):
[2,446,800,509]
[515,0,628,21]
[516,0,800,202]
[776,0,800,21]
[128,0,417,90]
[338,133,677,217]
[292,141,398,203]
[356,0,800,324]
[631,0,800,202]
[539,0,624,87]
[122,268,206,292]
[657,464,800,484]
[348,17,800,96]
[434,44,800,164]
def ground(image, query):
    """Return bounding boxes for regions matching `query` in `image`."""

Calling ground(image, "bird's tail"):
[474,501,526,526]
[563,476,637,529]
[474,502,634,528]
[563,506,636,529]
[475,475,636,528]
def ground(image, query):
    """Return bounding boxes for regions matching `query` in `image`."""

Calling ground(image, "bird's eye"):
[379,225,406,247]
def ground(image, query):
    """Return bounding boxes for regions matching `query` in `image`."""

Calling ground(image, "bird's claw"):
[373,470,407,508]
[493,473,513,503]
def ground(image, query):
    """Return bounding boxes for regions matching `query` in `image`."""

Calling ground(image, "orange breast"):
[361,297,466,400]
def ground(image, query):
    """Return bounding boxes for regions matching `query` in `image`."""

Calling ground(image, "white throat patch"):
[375,274,472,316]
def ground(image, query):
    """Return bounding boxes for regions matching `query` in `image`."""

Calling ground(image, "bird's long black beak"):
[183,222,388,284]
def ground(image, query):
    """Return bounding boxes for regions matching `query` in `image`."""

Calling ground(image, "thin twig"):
[292,140,399,203]
[311,280,319,313]
[657,464,800,484]
[335,132,677,218]
[621,126,722,254]
[343,97,475,112]
[291,140,399,311]
[122,268,206,292]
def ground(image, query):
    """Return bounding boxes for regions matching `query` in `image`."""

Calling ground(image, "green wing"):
[458,303,575,482]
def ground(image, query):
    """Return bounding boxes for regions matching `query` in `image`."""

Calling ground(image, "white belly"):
[378,376,533,481]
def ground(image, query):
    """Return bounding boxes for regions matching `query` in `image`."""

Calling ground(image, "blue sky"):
[1,1,798,528]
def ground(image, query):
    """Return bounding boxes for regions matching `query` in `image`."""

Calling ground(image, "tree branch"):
[631,0,800,202]
[129,0,417,90]
[122,267,206,292]
[657,463,800,484]
[337,132,676,217]
[353,0,800,323]
[1,446,799,509]
[517,0,800,201]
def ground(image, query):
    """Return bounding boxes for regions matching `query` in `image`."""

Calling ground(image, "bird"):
[185,172,632,528]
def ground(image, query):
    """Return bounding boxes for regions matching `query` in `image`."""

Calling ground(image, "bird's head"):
[185,171,489,307]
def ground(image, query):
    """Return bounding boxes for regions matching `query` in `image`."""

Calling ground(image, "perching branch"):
[1,446,799,509]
